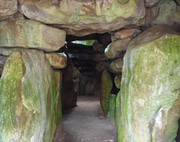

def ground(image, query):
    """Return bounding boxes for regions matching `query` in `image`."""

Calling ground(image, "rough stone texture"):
[105,38,131,59]
[138,4,159,25]
[111,28,140,41]
[0,50,62,142]
[0,0,17,20]
[107,94,116,123]
[100,70,113,116]
[46,53,67,69]
[110,58,123,73]
[114,75,121,89]
[118,25,180,142]
[18,0,145,36]
[0,20,66,52]
[145,0,159,7]
[62,59,78,109]
[153,0,180,26]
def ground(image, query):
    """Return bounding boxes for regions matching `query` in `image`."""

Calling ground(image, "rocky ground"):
[54,96,118,142]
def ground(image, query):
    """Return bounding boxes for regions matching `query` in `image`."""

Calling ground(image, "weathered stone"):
[0,49,62,142]
[116,91,121,127]
[107,94,116,123]
[153,0,180,26]
[100,70,113,116]
[0,20,66,52]
[0,0,17,20]
[110,58,123,73]
[62,59,78,109]
[118,25,180,142]
[0,56,7,77]
[46,53,67,69]
[19,0,145,36]
[145,0,159,7]
[105,38,131,59]
[114,75,121,89]
[112,28,140,41]
[138,4,159,25]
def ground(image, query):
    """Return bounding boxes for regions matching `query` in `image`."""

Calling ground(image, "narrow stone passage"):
[54,96,118,142]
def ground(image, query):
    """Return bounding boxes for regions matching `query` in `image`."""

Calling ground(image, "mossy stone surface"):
[0,49,62,142]
[100,70,113,116]
[114,75,122,89]
[19,0,145,35]
[107,94,117,123]
[0,20,66,52]
[118,26,180,142]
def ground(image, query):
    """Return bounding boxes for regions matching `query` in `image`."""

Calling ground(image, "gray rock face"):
[18,0,145,36]
[118,25,180,142]
[0,0,17,20]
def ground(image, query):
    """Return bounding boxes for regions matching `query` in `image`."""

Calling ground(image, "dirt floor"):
[54,96,118,142]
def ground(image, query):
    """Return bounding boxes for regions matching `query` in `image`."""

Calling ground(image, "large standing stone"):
[118,25,180,142]
[0,49,62,142]
[19,0,145,36]
[0,0,17,20]
[100,70,113,116]
[0,20,66,52]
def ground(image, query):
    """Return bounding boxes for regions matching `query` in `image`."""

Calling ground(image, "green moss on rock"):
[0,49,62,142]
[100,70,113,116]
[114,75,122,89]
[118,26,180,142]
[107,94,117,123]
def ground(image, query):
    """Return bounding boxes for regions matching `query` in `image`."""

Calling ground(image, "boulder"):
[144,0,159,7]
[0,49,62,142]
[19,0,145,36]
[105,38,131,59]
[100,70,113,116]
[0,0,17,20]
[0,20,66,52]
[46,53,67,69]
[153,0,180,26]
[110,58,123,73]
[111,28,140,41]
[118,25,180,142]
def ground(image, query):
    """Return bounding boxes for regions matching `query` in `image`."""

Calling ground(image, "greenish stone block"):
[0,49,62,142]
[108,94,117,123]
[100,70,113,116]
[114,75,122,89]
[118,25,180,142]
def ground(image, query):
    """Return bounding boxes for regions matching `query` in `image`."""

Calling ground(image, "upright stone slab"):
[0,49,62,142]
[118,25,180,142]
[100,70,113,116]
[0,20,66,52]
[108,94,117,123]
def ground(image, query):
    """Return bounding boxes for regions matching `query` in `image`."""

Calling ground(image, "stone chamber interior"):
[1,0,180,142]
